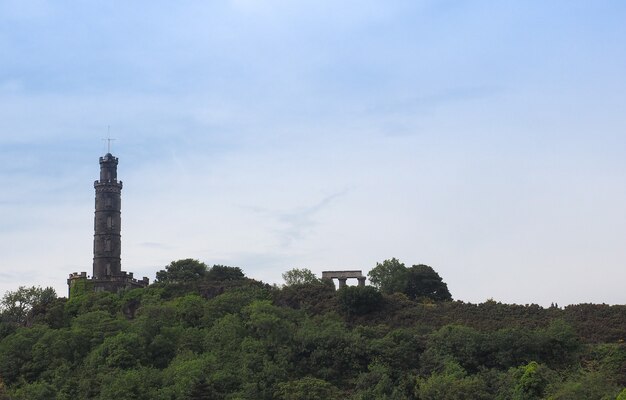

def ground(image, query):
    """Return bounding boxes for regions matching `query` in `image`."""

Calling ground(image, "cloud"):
[275,191,348,246]
[242,189,349,248]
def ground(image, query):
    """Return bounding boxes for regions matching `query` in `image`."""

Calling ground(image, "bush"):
[338,286,383,316]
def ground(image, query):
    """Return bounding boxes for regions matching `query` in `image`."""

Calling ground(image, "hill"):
[0,261,624,399]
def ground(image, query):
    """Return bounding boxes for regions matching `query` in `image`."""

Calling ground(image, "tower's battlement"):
[68,271,149,294]
[68,271,88,280]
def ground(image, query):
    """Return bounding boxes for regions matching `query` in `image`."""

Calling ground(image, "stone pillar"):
[357,277,366,287]
[338,278,347,288]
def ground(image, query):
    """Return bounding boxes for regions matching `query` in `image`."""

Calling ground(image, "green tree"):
[353,362,409,400]
[203,287,270,326]
[156,259,208,283]
[242,300,295,344]
[420,325,485,374]
[31,328,86,376]
[70,310,129,350]
[159,352,215,399]
[404,264,452,301]
[587,343,626,386]
[536,319,580,368]
[282,268,320,286]
[294,315,368,383]
[367,258,407,295]
[97,367,161,400]
[511,361,556,400]
[545,369,622,399]
[415,360,490,400]
[0,377,8,400]
[86,332,146,369]
[337,286,383,316]
[369,328,424,372]
[146,328,180,369]
[29,296,67,329]
[367,259,452,301]
[206,265,245,281]
[274,377,341,400]
[0,325,50,384]
[238,337,290,399]
[488,327,539,369]
[274,279,335,312]
[9,381,56,400]
[1,286,57,326]
[174,294,206,328]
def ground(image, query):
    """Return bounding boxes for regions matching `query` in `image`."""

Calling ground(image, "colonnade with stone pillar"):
[321,270,367,289]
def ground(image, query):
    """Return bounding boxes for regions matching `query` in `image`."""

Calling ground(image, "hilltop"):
[0,259,624,399]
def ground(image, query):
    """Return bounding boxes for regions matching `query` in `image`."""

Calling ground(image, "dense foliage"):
[0,259,624,399]
[368,259,452,301]
[282,268,321,286]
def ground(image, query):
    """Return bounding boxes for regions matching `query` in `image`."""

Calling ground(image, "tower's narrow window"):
[105,197,112,208]
[107,216,113,229]
[105,238,111,252]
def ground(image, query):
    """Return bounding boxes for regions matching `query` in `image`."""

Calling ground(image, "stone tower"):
[68,152,148,295]
[93,153,123,279]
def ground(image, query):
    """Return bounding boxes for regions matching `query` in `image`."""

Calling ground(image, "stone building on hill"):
[68,152,149,295]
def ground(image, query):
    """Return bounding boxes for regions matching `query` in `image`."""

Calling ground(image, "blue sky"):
[1,1,625,305]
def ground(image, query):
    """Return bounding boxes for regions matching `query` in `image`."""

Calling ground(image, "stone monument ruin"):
[322,270,366,288]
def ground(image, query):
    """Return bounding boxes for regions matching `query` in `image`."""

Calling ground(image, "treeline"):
[0,259,624,399]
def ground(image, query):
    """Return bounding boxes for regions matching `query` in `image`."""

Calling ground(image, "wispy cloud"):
[275,191,347,246]
[242,189,349,248]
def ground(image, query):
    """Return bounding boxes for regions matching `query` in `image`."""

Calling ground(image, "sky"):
[1,1,625,306]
